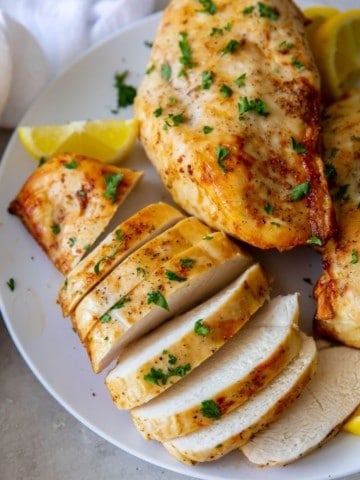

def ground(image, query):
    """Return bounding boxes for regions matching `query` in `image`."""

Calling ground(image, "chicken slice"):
[131,294,301,442]
[73,216,216,342]
[241,345,360,466]
[8,153,142,275]
[106,263,269,409]
[314,89,360,348]
[164,333,316,464]
[85,231,252,373]
[134,0,333,250]
[57,202,183,316]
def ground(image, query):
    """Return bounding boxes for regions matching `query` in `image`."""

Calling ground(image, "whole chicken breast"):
[314,89,360,348]
[135,0,333,250]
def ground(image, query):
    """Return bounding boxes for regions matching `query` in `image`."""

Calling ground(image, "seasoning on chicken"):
[314,89,360,348]
[8,153,142,274]
[135,0,334,250]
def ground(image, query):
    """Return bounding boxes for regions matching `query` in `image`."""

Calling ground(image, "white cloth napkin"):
[0,0,164,127]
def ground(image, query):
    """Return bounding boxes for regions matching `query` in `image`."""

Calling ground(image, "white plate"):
[1,3,360,480]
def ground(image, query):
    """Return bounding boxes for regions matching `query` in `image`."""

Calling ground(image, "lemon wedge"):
[343,406,360,436]
[304,6,339,48]
[18,118,139,164]
[309,9,360,100]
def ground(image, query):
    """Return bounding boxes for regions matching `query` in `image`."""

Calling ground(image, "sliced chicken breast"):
[131,294,302,442]
[314,89,360,348]
[164,333,316,464]
[86,231,252,373]
[241,345,360,466]
[134,0,333,250]
[8,153,142,275]
[58,202,183,316]
[72,216,214,342]
[106,263,269,408]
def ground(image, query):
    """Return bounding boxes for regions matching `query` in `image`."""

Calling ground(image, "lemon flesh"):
[344,406,360,436]
[309,9,360,100]
[304,5,339,46]
[18,118,139,164]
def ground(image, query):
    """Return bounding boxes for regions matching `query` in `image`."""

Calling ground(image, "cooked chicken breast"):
[8,153,142,275]
[85,231,252,373]
[241,345,360,466]
[73,216,215,343]
[58,202,183,316]
[314,89,360,348]
[134,0,333,250]
[106,263,269,409]
[164,333,316,465]
[131,294,301,442]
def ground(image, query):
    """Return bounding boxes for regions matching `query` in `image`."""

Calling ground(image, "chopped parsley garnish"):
[324,162,337,179]
[258,2,279,20]
[264,202,274,214]
[234,73,247,87]
[238,97,269,117]
[210,27,224,36]
[64,159,77,169]
[6,278,15,291]
[136,266,146,277]
[290,137,307,154]
[334,184,350,201]
[153,107,163,117]
[203,125,214,134]
[103,172,123,203]
[51,223,61,234]
[221,39,241,56]
[83,244,91,252]
[351,250,359,264]
[161,63,172,81]
[100,296,131,323]
[38,156,46,167]
[201,70,214,90]
[100,313,112,323]
[329,147,339,159]
[144,362,191,385]
[111,296,131,310]
[68,237,76,247]
[291,181,310,201]
[144,40,153,48]
[114,71,137,109]
[243,5,255,15]
[147,290,170,311]
[146,64,155,75]
[220,84,233,97]
[179,31,195,76]
[180,258,196,268]
[194,319,210,336]
[306,236,323,246]
[278,40,295,52]
[94,229,124,271]
[291,57,305,70]
[216,146,230,172]
[203,234,214,240]
[164,112,185,129]
[165,270,187,282]
[200,399,221,419]
[197,0,217,14]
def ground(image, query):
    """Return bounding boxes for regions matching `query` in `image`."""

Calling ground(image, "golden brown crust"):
[8,153,142,275]
[314,89,360,348]
[135,0,334,250]
[57,203,183,316]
